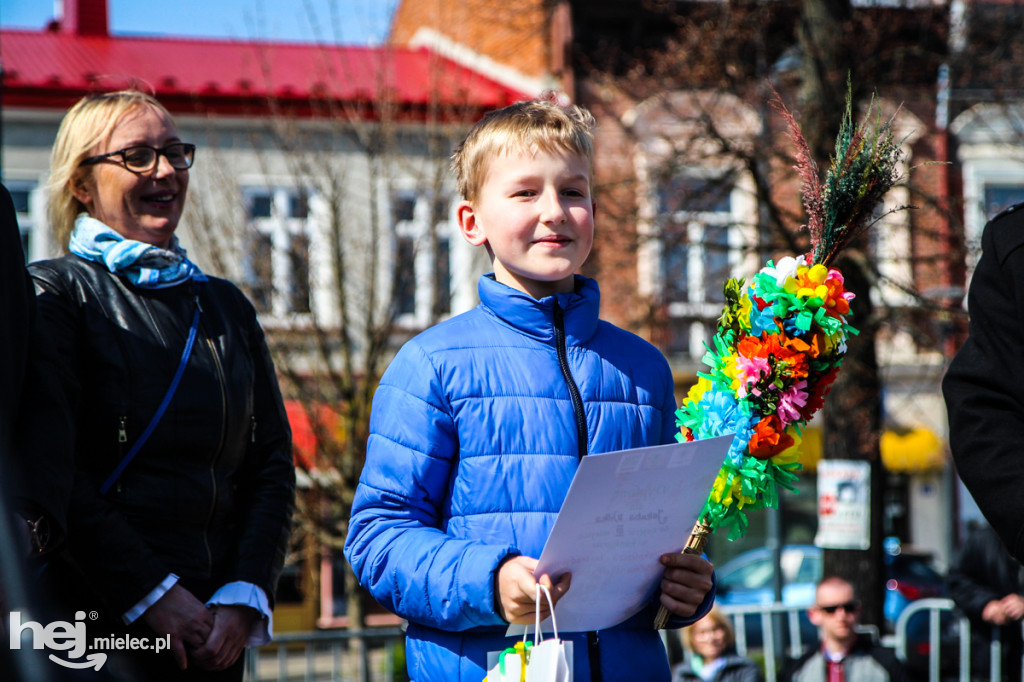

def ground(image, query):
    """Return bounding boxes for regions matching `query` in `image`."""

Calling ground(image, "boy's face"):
[457,147,595,299]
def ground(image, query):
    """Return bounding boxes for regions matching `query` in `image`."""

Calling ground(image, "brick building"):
[388,0,1023,566]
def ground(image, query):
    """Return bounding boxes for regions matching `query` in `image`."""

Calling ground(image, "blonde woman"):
[31,91,294,680]
[675,605,763,682]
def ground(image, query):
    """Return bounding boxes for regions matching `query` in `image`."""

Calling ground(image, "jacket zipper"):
[116,415,128,496]
[553,300,588,459]
[198,294,227,576]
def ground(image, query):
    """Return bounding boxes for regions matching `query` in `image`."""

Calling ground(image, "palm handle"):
[652,519,713,630]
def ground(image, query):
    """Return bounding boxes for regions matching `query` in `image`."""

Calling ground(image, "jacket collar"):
[477,274,600,345]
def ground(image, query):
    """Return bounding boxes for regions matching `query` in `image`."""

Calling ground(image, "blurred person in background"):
[674,604,763,682]
[782,576,907,682]
[948,520,1024,682]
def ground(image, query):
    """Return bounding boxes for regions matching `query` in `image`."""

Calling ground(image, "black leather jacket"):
[29,255,295,615]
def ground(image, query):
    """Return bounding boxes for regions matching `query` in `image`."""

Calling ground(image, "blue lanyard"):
[99,292,202,495]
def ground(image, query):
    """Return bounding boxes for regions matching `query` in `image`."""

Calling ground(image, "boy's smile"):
[457,147,595,299]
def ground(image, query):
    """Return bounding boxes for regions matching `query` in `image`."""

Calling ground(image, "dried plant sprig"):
[771,81,905,267]
[769,92,825,250]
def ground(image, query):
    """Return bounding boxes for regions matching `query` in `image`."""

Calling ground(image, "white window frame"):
[639,163,757,360]
[243,185,315,322]
[952,102,1024,272]
[391,189,456,329]
[5,180,42,261]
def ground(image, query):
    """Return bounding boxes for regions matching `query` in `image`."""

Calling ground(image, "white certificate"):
[533,435,732,633]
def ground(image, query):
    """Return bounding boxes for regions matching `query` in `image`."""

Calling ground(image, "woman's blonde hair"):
[681,604,735,652]
[451,95,595,202]
[48,90,174,250]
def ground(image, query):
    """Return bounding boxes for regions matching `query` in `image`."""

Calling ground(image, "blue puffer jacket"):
[345,275,714,682]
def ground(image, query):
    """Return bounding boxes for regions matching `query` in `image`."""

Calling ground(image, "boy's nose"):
[539,192,568,224]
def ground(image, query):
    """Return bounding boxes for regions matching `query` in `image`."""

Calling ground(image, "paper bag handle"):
[530,583,559,644]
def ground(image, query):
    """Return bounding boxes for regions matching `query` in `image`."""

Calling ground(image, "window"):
[657,173,741,359]
[391,189,454,326]
[6,181,37,261]
[244,187,313,317]
[983,184,1024,220]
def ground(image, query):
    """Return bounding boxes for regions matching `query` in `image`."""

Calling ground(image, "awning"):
[794,426,946,474]
[880,427,946,473]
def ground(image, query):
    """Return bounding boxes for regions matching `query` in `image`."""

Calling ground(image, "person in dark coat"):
[944,202,1024,566]
[674,605,762,682]
[0,181,75,680]
[0,182,73,561]
[947,521,1024,682]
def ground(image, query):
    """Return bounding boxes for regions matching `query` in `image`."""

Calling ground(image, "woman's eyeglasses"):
[816,599,861,614]
[80,143,196,174]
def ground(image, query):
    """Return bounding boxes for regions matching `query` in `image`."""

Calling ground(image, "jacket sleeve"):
[225,302,295,608]
[645,355,717,629]
[1,185,73,550]
[30,264,172,612]
[946,525,1012,621]
[943,210,1024,563]
[0,184,30,469]
[343,340,517,631]
[660,357,681,446]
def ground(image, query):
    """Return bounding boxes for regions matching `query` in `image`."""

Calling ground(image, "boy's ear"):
[457,200,487,247]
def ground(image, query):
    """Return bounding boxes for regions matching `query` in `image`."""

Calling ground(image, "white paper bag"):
[485,645,524,682]
[524,584,572,682]
[486,584,573,682]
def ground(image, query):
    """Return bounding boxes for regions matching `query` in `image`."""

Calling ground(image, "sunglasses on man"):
[816,599,861,614]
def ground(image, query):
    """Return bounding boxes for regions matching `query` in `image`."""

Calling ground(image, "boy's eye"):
[512,190,537,198]
[562,188,587,198]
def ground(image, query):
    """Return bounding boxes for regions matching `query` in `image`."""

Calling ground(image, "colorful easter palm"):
[654,86,904,628]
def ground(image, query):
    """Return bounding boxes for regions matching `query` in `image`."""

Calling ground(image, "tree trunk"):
[820,251,886,629]
[797,0,852,160]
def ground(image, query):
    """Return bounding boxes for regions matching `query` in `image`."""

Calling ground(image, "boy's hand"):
[658,553,714,618]
[495,556,571,624]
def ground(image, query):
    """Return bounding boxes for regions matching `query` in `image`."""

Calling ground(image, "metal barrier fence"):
[721,598,1024,682]
[245,601,1024,682]
[244,627,405,682]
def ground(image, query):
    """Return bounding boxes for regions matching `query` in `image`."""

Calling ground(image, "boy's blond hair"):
[451,96,596,201]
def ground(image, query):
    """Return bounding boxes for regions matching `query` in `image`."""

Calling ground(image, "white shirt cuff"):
[123,573,179,625]
[206,581,273,646]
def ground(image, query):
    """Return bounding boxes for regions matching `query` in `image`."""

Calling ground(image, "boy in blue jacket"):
[344,97,715,682]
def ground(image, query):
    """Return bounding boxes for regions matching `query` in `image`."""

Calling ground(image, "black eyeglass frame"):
[80,143,196,174]
[816,599,861,614]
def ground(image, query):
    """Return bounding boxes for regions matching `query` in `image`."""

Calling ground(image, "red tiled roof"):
[0,29,527,119]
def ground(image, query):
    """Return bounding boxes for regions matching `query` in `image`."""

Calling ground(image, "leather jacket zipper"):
[553,301,588,459]
[116,415,128,496]
[199,294,227,575]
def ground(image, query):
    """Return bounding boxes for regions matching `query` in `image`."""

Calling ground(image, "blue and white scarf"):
[69,213,206,288]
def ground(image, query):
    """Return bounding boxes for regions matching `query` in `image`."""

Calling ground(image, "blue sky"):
[0,0,401,44]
